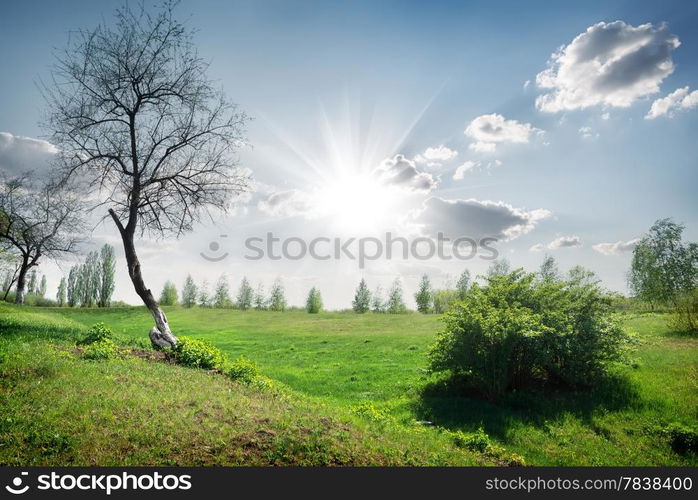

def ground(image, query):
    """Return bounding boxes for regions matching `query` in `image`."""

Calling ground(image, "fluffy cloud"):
[413,145,458,168]
[0,132,59,176]
[412,196,551,241]
[257,189,314,217]
[374,154,437,192]
[536,21,680,113]
[592,238,640,255]
[530,235,582,251]
[645,86,698,119]
[465,114,540,152]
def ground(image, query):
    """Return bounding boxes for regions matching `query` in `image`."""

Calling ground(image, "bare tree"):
[44,2,249,346]
[0,175,83,304]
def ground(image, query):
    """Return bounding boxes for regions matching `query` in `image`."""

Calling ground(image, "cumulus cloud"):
[592,238,640,255]
[0,132,59,176]
[535,21,680,113]
[374,154,437,192]
[465,114,540,152]
[530,235,582,251]
[645,86,698,119]
[413,145,458,168]
[412,196,551,241]
[257,189,314,217]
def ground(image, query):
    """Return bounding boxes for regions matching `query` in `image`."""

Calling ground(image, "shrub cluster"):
[77,322,113,345]
[173,336,225,370]
[428,270,633,400]
[225,356,259,384]
[82,338,119,360]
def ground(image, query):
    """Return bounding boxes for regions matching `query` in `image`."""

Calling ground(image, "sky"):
[1,0,697,309]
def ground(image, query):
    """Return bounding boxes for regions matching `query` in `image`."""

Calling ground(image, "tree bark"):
[13,258,29,305]
[109,209,178,348]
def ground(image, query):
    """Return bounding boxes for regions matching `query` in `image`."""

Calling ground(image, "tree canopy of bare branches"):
[0,174,84,304]
[43,1,250,346]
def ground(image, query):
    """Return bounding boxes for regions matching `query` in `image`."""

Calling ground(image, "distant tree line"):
[162,275,291,312]
[63,244,116,308]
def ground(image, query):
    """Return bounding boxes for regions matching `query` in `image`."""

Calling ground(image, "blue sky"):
[1,0,697,308]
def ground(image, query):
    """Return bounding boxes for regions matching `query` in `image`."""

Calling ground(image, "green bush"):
[78,322,113,345]
[173,336,225,370]
[450,428,490,452]
[82,338,119,360]
[225,356,258,384]
[428,270,632,399]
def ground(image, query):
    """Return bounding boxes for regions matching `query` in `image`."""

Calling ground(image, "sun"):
[315,173,398,234]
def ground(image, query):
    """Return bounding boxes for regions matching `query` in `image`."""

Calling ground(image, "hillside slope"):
[0,304,491,466]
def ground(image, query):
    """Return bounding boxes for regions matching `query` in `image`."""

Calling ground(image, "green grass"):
[1,304,696,465]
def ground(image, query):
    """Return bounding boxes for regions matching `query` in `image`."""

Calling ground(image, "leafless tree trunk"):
[109,209,176,346]
[44,2,249,346]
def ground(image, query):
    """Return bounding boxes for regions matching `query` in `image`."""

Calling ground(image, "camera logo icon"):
[200,234,229,262]
[5,472,29,495]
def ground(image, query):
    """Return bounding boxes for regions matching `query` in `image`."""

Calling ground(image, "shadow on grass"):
[413,373,643,439]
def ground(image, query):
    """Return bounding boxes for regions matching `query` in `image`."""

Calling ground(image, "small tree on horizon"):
[98,244,116,307]
[67,266,78,307]
[56,277,67,307]
[236,277,254,311]
[159,281,178,306]
[39,275,47,298]
[306,287,323,314]
[415,274,433,313]
[268,278,287,312]
[352,278,371,313]
[181,275,198,308]
[27,270,37,295]
[213,275,232,308]
[371,285,385,313]
[254,283,266,310]
[387,278,407,314]
[198,280,211,308]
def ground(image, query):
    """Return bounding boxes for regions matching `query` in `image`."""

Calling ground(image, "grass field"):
[1,304,697,465]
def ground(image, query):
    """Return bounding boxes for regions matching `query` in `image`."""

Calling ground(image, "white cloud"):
[453,161,477,180]
[535,21,680,113]
[452,159,501,180]
[413,145,458,168]
[530,235,582,251]
[374,154,437,192]
[465,113,540,152]
[645,86,698,119]
[579,126,599,139]
[412,196,551,241]
[257,189,314,217]
[592,238,640,255]
[601,112,611,120]
[0,132,59,176]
